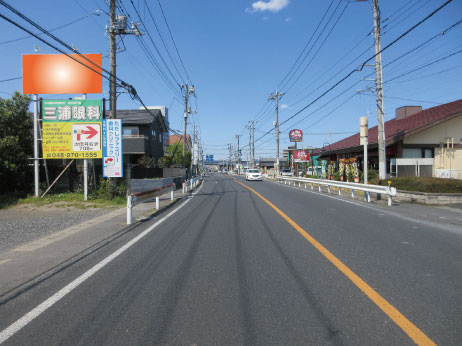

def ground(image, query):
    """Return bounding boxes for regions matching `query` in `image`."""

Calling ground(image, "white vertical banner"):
[103,119,123,178]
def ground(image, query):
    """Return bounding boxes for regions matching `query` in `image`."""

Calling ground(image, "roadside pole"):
[33,94,39,197]
[82,94,88,201]
[360,115,368,185]
[361,115,369,202]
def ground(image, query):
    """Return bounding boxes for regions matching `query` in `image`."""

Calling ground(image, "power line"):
[282,0,349,94]
[157,0,192,83]
[0,13,96,45]
[0,1,128,88]
[277,0,337,90]
[0,12,125,89]
[279,0,454,133]
[141,0,186,84]
[0,76,22,83]
[385,48,462,83]
[249,0,453,147]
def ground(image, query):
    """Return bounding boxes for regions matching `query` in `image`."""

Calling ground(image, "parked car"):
[280,169,293,176]
[245,169,263,181]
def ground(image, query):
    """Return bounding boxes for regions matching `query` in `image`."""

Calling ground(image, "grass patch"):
[1,192,126,210]
[0,192,28,209]
[380,177,462,193]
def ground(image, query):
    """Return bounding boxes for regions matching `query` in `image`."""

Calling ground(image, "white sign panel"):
[102,119,123,178]
[72,124,101,152]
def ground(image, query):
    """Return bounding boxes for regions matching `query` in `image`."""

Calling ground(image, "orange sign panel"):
[23,54,102,94]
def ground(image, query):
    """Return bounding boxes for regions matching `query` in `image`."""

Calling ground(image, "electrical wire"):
[0,77,22,83]
[141,0,186,84]
[0,13,95,45]
[157,0,192,83]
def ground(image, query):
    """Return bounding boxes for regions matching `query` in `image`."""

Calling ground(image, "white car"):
[245,169,262,181]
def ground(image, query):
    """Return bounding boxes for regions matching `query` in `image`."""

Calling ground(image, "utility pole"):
[235,135,241,174]
[372,0,386,179]
[109,0,116,120]
[270,88,284,175]
[181,83,195,177]
[228,144,232,172]
[248,122,252,168]
[252,120,255,168]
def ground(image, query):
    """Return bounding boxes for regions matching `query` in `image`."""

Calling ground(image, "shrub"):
[381,177,462,193]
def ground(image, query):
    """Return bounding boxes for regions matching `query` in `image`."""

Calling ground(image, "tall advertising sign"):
[293,150,311,162]
[289,129,303,142]
[41,99,103,159]
[102,119,123,178]
[23,54,103,94]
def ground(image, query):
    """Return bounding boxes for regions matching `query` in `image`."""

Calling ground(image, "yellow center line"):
[237,180,437,346]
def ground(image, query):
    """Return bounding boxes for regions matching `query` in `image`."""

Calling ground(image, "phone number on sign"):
[44,152,99,159]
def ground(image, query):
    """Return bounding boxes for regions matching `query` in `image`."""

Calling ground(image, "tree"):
[161,143,191,167]
[0,92,32,194]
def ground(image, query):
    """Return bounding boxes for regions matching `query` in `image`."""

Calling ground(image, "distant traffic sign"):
[206,154,214,162]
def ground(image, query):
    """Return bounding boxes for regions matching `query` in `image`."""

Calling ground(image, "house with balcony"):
[106,108,168,169]
[316,99,462,179]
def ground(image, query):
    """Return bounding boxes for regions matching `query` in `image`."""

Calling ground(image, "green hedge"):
[380,177,462,193]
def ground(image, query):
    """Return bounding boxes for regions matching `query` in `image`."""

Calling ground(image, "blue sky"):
[1,0,461,160]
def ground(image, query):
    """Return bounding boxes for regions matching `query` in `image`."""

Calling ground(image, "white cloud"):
[280,104,289,109]
[248,0,290,13]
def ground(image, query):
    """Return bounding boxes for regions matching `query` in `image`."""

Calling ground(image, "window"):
[123,126,139,136]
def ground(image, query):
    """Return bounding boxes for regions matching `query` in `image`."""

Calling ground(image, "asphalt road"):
[0,174,461,345]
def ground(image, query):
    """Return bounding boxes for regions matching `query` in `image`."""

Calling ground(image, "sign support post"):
[79,94,89,201]
[33,94,39,197]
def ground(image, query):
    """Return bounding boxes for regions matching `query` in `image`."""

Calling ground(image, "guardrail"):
[127,176,203,225]
[276,176,397,206]
[182,175,201,193]
[127,183,175,225]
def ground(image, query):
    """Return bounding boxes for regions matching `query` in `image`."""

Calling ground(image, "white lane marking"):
[0,259,11,265]
[0,182,205,344]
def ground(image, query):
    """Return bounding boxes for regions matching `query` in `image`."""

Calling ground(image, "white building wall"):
[403,116,462,179]
[404,116,462,144]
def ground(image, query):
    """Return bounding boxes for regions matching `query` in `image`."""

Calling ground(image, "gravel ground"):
[0,205,113,253]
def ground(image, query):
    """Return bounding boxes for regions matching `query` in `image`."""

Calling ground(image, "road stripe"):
[237,180,437,346]
[0,182,204,345]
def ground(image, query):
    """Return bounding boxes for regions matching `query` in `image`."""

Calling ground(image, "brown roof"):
[167,134,191,146]
[318,99,462,154]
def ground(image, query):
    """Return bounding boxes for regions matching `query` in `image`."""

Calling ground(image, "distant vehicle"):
[245,169,262,181]
[280,169,293,176]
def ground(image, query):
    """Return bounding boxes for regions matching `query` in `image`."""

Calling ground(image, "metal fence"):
[275,176,397,206]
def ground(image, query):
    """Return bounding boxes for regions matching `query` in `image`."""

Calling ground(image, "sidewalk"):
[0,184,196,303]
